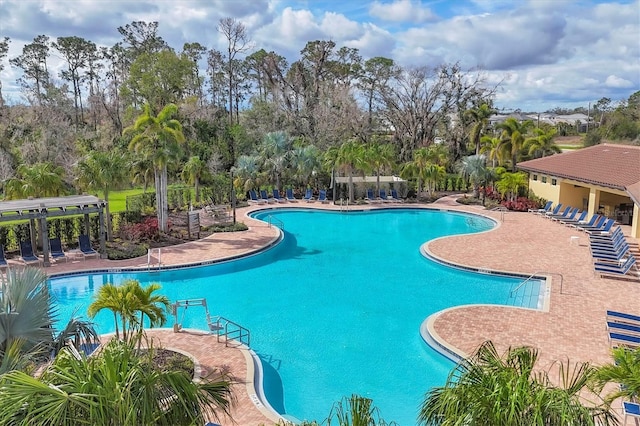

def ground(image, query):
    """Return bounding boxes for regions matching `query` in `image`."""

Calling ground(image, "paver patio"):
[14,196,639,425]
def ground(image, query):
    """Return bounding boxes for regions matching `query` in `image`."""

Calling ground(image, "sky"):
[1,0,639,112]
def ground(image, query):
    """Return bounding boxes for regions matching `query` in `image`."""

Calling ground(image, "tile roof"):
[517,144,640,194]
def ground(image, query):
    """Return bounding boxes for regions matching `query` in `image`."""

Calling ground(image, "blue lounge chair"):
[548,206,572,221]
[578,216,607,232]
[554,208,579,222]
[20,240,41,265]
[365,189,380,203]
[595,256,637,277]
[318,189,329,204]
[609,331,640,348]
[584,218,615,234]
[378,189,391,203]
[390,189,404,203]
[531,200,553,214]
[78,235,99,260]
[623,401,640,424]
[589,226,624,243]
[260,189,275,204]
[285,188,297,202]
[607,321,640,336]
[272,189,287,203]
[607,310,640,326]
[248,189,267,205]
[49,237,67,262]
[0,244,7,269]
[561,210,587,225]
[591,246,631,262]
[544,203,563,218]
[303,188,314,202]
[570,214,600,229]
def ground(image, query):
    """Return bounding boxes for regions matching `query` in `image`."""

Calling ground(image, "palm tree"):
[260,131,293,190]
[479,135,503,168]
[0,268,98,371]
[126,103,185,233]
[594,346,640,403]
[290,144,321,190]
[365,142,395,197]
[400,147,431,197]
[181,155,208,203]
[131,157,155,192]
[419,341,616,426]
[457,154,491,199]
[232,154,261,197]
[465,103,496,155]
[525,127,562,159]
[496,117,534,171]
[423,163,446,197]
[329,394,395,425]
[4,162,67,199]
[0,339,234,425]
[496,171,529,202]
[87,283,127,341]
[326,140,366,203]
[75,149,130,241]
[130,281,170,344]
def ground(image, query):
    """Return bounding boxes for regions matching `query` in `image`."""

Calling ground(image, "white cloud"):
[369,0,437,23]
[605,75,634,88]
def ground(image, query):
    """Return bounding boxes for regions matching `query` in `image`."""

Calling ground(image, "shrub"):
[119,217,161,242]
[501,197,539,211]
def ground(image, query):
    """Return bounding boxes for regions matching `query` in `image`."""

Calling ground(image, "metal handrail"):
[213,316,250,347]
[267,215,284,230]
[510,271,542,296]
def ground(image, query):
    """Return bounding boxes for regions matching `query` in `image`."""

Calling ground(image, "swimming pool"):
[49,208,543,425]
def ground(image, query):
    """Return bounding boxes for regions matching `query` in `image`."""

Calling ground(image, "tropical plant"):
[419,341,617,426]
[0,268,98,372]
[4,162,68,199]
[232,154,261,196]
[457,154,491,199]
[260,131,293,190]
[365,142,395,197]
[75,149,131,240]
[325,140,366,202]
[290,144,321,189]
[496,117,534,171]
[593,346,640,403]
[126,103,185,233]
[495,171,529,201]
[423,163,446,197]
[181,155,209,203]
[87,280,169,344]
[479,135,503,167]
[329,394,396,426]
[465,103,496,155]
[0,339,234,425]
[524,127,562,159]
[400,147,431,197]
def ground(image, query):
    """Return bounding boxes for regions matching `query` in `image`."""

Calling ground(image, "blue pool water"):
[49,208,542,425]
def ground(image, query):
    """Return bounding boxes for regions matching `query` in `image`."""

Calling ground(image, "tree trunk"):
[105,189,112,241]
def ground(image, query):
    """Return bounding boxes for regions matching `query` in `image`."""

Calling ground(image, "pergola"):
[0,195,107,266]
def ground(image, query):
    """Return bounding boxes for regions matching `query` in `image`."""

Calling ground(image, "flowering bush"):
[501,197,539,212]
[119,217,161,241]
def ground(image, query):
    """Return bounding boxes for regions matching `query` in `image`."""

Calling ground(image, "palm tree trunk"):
[154,169,162,230]
[160,166,168,233]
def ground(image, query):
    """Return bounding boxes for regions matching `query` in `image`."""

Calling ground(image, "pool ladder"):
[267,215,284,230]
[147,248,162,270]
[339,198,350,212]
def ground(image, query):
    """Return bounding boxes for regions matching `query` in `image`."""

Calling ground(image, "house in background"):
[517,143,640,239]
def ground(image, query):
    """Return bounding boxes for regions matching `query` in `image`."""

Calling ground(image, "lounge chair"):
[607,321,640,336]
[544,203,563,218]
[285,188,297,202]
[548,206,572,221]
[623,401,640,424]
[607,310,640,326]
[272,189,287,203]
[591,246,631,262]
[553,207,579,222]
[378,189,392,203]
[303,188,314,202]
[584,218,615,235]
[609,331,640,348]
[260,189,275,204]
[570,214,600,229]
[78,235,99,260]
[589,226,624,243]
[19,240,41,265]
[365,189,380,203]
[390,189,404,203]
[531,200,553,214]
[560,210,587,225]
[594,256,637,277]
[248,189,267,205]
[49,237,68,262]
[317,189,329,204]
[0,244,7,269]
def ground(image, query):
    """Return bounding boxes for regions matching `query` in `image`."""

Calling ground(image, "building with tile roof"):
[517,143,640,238]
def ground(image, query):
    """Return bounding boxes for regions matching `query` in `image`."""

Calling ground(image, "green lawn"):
[95,188,146,213]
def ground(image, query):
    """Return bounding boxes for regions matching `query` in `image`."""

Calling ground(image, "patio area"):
[15,196,640,424]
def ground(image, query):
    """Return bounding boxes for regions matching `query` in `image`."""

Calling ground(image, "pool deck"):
[27,197,640,424]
